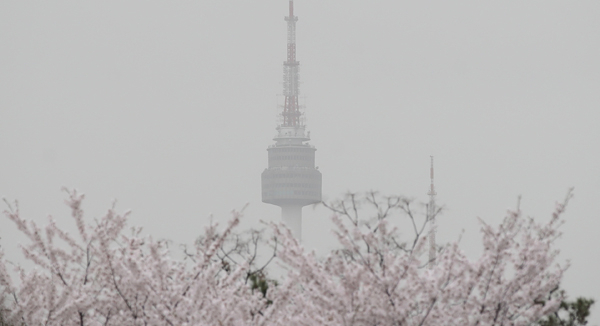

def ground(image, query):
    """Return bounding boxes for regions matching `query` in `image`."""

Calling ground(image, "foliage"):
[0,189,574,325]
[538,296,595,326]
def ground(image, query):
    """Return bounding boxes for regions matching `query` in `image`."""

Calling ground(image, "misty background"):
[1,0,598,323]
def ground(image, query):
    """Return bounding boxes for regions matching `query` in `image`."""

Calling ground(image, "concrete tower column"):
[282,205,303,240]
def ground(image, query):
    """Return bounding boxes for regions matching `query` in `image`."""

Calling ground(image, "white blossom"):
[0,190,570,326]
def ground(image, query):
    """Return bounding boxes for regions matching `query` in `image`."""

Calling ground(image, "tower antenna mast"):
[283,0,300,127]
[428,156,437,267]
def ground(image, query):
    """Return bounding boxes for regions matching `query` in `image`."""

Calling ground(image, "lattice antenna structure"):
[261,0,322,241]
[428,156,437,267]
[282,0,301,127]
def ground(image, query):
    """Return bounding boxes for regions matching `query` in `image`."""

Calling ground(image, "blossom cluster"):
[0,190,569,326]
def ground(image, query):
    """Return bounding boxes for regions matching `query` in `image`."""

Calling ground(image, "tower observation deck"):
[261,0,322,241]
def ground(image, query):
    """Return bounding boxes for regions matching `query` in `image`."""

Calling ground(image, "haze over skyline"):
[1,1,598,322]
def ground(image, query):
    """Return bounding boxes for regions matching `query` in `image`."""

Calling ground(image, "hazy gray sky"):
[1,0,599,322]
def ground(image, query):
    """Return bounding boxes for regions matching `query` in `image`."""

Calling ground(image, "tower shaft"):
[282,205,303,239]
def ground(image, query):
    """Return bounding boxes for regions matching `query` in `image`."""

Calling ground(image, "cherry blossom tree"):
[268,191,571,326]
[0,190,270,325]
[0,189,572,326]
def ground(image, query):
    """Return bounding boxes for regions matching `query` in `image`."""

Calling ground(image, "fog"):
[1,1,598,323]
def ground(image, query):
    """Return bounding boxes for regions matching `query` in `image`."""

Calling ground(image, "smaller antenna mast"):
[428,156,437,267]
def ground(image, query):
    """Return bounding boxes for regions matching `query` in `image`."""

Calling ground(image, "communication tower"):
[261,0,322,241]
